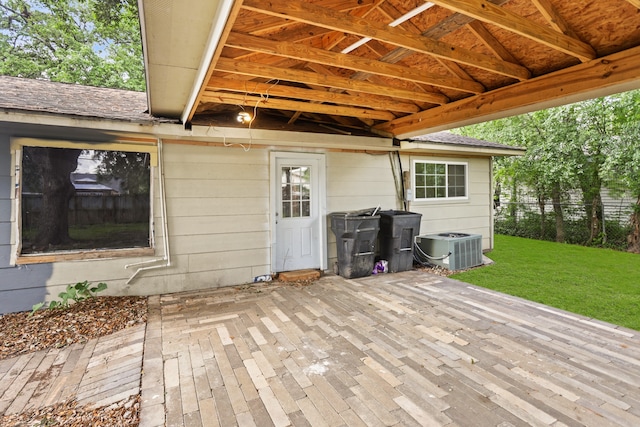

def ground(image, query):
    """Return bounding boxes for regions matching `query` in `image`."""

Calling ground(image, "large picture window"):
[14,139,156,259]
[413,160,467,200]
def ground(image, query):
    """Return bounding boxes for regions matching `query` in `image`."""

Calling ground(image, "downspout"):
[125,139,170,284]
[489,157,494,251]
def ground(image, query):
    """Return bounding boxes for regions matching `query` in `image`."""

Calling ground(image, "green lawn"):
[451,234,640,331]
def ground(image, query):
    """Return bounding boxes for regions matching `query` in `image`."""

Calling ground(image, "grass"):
[69,222,148,242]
[451,234,640,331]
[22,223,149,253]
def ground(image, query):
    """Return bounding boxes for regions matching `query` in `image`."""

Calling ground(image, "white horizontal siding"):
[0,134,497,314]
[326,152,400,267]
[326,152,399,213]
[406,156,492,248]
[154,143,272,289]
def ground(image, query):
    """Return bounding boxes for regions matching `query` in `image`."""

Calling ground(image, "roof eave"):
[400,140,525,157]
[140,0,231,119]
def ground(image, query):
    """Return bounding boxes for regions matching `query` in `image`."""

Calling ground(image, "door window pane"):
[281,166,311,218]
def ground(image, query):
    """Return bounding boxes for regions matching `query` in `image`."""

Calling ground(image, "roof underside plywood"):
[143,0,640,138]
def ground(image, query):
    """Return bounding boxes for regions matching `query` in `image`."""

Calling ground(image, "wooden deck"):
[139,270,640,427]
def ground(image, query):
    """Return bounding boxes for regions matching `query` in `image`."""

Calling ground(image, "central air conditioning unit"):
[415,233,483,271]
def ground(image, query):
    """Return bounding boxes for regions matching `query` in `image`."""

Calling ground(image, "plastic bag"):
[372,260,388,274]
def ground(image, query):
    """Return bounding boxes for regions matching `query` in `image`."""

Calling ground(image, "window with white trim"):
[13,138,156,261]
[413,160,467,200]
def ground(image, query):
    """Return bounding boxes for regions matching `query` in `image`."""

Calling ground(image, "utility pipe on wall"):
[125,138,170,284]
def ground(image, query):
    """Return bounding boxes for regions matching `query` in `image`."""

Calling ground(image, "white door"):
[272,153,326,272]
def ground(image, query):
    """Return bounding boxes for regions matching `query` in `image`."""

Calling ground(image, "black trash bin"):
[377,210,422,273]
[330,210,380,279]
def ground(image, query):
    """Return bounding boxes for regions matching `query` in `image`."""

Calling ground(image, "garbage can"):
[330,209,380,279]
[377,210,422,273]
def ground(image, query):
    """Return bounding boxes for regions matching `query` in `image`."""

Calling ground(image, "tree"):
[458,109,579,242]
[2,0,145,251]
[95,150,150,195]
[459,90,640,249]
[24,147,81,249]
[601,91,640,253]
[0,0,145,91]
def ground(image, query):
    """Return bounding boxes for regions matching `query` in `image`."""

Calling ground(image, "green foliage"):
[94,150,151,194]
[455,89,640,249]
[30,281,108,315]
[0,0,144,91]
[452,235,640,330]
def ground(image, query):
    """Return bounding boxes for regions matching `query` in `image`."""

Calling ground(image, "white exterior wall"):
[405,155,493,249]
[326,151,400,268]
[137,142,272,294]
[0,135,494,314]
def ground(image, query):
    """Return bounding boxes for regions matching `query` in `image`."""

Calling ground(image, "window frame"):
[412,159,469,202]
[11,137,158,264]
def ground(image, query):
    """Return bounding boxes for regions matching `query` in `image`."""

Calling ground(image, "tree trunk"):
[508,179,518,220]
[628,196,640,253]
[551,186,565,243]
[588,193,603,243]
[29,148,81,248]
[537,195,546,239]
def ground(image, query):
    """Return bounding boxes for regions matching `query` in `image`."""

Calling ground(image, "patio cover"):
[139,0,640,138]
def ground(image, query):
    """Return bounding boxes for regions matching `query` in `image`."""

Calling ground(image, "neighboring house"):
[71,174,119,196]
[1,0,639,313]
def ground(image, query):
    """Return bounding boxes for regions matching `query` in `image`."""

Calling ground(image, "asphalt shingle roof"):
[0,76,156,123]
[410,131,524,151]
[0,76,522,153]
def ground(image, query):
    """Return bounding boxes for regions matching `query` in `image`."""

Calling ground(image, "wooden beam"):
[430,0,596,62]
[466,21,520,64]
[376,46,640,137]
[215,57,449,105]
[226,32,485,94]
[241,0,531,80]
[234,0,376,37]
[348,1,514,84]
[200,91,396,121]
[206,77,421,113]
[531,0,581,40]
[377,1,478,83]
[625,0,640,9]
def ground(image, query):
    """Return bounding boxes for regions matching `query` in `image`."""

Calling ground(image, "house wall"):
[407,155,493,244]
[0,136,494,314]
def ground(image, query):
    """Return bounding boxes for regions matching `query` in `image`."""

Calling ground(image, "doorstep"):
[277,269,321,282]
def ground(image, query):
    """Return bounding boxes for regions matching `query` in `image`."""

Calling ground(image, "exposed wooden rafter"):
[625,0,640,8]
[164,0,640,137]
[466,21,521,64]
[429,0,596,62]
[225,32,485,94]
[214,58,449,105]
[201,91,396,120]
[241,0,531,80]
[531,0,581,40]
[206,77,421,114]
[376,46,640,137]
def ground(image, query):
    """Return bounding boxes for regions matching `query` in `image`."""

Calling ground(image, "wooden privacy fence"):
[22,194,150,227]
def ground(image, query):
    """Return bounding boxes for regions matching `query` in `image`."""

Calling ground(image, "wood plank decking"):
[139,271,640,427]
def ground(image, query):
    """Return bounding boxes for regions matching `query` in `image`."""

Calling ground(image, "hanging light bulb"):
[237,111,252,124]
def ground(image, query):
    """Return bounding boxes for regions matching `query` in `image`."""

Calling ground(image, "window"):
[413,160,467,200]
[281,166,311,218]
[14,138,157,260]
